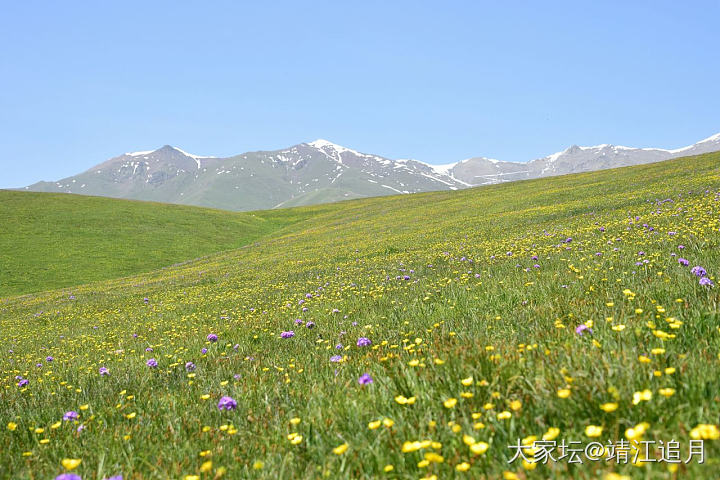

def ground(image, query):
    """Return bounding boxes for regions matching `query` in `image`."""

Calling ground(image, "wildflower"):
[63,411,79,421]
[146,358,158,368]
[185,361,196,372]
[585,425,603,437]
[330,355,343,363]
[443,398,458,408]
[461,376,473,386]
[600,402,618,412]
[690,424,720,440]
[252,461,264,470]
[55,475,82,480]
[368,420,381,430]
[280,331,295,338]
[207,334,218,342]
[7,422,17,431]
[632,389,652,405]
[456,462,471,471]
[99,367,109,376]
[678,258,689,266]
[217,396,237,411]
[383,465,394,472]
[557,388,571,398]
[18,378,28,387]
[691,266,707,277]
[357,337,372,347]
[575,324,592,335]
[395,395,416,405]
[700,277,714,287]
[332,443,349,455]
[61,458,82,470]
[543,427,560,440]
[358,373,373,385]
[305,321,315,329]
[659,388,676,397]
[470,441,489,454]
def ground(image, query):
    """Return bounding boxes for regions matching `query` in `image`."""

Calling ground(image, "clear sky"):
[1,1,718,188]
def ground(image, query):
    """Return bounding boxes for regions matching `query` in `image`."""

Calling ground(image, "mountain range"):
[23,132,720,211]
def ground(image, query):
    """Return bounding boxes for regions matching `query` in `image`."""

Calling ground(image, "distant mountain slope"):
[24,132,720,210]
[443,132,720,185]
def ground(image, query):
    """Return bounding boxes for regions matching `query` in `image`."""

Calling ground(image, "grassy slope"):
[0,191,310,297]
[1,152,720,479]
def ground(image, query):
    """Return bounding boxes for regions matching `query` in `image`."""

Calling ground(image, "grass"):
[1,152,720,479]
[0,191,311,297]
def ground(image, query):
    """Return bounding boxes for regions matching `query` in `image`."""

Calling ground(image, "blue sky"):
[1,1,718,188]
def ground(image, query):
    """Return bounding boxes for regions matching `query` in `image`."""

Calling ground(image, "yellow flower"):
[503,472,519,480]
[632,389,652,405]
[61,458,82,470]
[382,418,394,428]
[690,424,720,440]
[368,420,381,430]
[462,434,476,445]
[557,388,571,398]
[383,464,394,472]
[604,474,631,480]
[200,394,210,400]
[125,412,136,419]
[252,461,264,470]
[543,427,560,441]
[199,460,212,472]
[625,422,649,441]
[79,404,89,411]
[461,377,473,386]
[659,388,676,397]
[7,422,17,431]
[470,441,489,455]
[184,476,200,480]
[600,402,618,412]
[612,324,625,331]
[456,462,471,472]
[585,425,603,437]
[332,443,349,455]
[497,411,512,420]
[51,421,62,429]
[443,398,458,408]
[509,400,522,411]
[424,452,444,463]
[289,417,301,425]
[395,395,416,405]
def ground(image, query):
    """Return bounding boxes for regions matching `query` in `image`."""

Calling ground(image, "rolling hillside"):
[2,151,720,479]
[0,191,310,297]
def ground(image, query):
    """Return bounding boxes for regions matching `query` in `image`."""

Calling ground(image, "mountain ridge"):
[24,132,720,211]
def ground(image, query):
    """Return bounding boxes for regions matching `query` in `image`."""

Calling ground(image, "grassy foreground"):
[0,191,310,297]
[1,152,720,479]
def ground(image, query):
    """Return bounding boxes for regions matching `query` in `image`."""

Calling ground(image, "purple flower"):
[330,355,343,363]
[233,373,242,380]
[335,344,343,350]
[18,378,28,387]
[46,356,54,362]
[678,258,689,266]
[146,358,158,368]
[575,325,592,336]
[145,347,153,352]
[207,333,218,342]
[280,331,295,338]
[63,411,79,421]
[294,318,303,325]
[99,366,109,376]
[55,475,82,480]
[185,361,196,372]
[217,396,237,411]
[103,476,123,480]
[305,321,315,329]
[356,337,372,347]
[201,348,208,354]
[358,373,374,385]
[700,277,714,287]
[691,266,707,277]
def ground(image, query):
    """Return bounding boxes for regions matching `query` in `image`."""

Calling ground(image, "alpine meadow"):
[2,150,720,479]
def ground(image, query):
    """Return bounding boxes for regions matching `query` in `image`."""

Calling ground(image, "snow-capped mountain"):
[439,132,720,185]
[23,132,720,211]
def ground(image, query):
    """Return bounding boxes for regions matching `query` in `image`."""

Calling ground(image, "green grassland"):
[1,152,720,479]
[0,191,313,297]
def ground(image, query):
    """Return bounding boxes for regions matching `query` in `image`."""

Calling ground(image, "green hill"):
[0,191,310,297]
[1,152,720,479]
